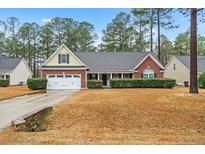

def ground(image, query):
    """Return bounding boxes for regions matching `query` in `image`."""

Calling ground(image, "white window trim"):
[41,44,87,68]
[60,53,67,63]
[47,74,81,79]
[143,68,155,78]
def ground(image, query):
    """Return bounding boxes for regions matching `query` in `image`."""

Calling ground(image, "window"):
[143,74,148,78]
[61,54,67,63]
[88,74,97,80]
[123,73,133,79]
[143,69,155,78]
[5,75,10,80]
[0,75,4,79]
[65,75,72,78]
[57,75,64,78]
[73,75,80,78]
[173,64,176,70]
[112,73,122,79]
[48,75,55,78]
[92,74,97,79]
[59,53,69,64]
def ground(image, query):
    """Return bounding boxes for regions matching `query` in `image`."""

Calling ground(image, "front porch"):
[0,74,10,81]
[87,72,134,86]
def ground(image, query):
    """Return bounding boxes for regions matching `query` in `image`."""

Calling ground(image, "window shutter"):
[67,54,69,64]
[58,54,61,64]
[141,73,143,78]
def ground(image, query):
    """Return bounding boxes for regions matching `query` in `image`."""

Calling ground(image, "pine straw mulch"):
[0,86,45,101]
[0,87,205,144]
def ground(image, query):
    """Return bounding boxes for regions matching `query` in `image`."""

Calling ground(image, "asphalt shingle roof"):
[74,51,162,72]
[0,58,22,74]
[176,55,205,72]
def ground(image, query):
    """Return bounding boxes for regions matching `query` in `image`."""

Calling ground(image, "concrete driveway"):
[0,90,78,132]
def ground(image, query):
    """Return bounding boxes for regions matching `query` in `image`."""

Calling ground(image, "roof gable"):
[0,58,22,74]
[175,55,205,72]
[134,53,165,70]
[41,44,86,67]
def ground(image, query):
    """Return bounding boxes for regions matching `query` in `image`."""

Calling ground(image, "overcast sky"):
[0,8,205,46]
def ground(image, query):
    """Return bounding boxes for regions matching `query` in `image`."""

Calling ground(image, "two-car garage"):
[47,74,81,89]
[41,69,87,89]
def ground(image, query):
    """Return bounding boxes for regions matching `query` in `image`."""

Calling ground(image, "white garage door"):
[47,74,81,89]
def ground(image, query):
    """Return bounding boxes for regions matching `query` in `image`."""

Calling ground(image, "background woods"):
[0,9,205,76]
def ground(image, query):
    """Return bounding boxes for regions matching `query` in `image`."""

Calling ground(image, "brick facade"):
[41,69,87,88]
[41,56,163,89]
[134,56,164,78]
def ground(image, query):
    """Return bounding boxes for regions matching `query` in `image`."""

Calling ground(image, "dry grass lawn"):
[0,86,45,101]
[0,87,205,144]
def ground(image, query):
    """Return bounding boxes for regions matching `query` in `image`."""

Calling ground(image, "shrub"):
[87,80,103,88]
[27,78,47,90]
[110,78,176,88]
[198,72,205,88]
[0,79,9,87]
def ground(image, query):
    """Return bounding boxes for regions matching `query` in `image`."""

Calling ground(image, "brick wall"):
[134,56,164,78]
[41,69,87,88]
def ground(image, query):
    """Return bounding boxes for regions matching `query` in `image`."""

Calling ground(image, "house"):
[0,58,33,85]
[164,55,205,85]
[40,44,165,89]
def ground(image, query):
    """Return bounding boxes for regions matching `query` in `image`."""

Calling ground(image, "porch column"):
[121,73,123,79]
[97,73,99,80]
[110,73,112,79]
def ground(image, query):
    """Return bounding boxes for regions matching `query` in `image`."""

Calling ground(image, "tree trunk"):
[12,22,15,56]
[139,15,142,50]
[28,30,32,69]
[33,34,36,77]
[189,8,198,94]
[157,8,161,60]
[150,9,153,52]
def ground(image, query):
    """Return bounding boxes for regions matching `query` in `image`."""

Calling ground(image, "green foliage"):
[155,34,174,65]
[87,80,103,88]
[198,72,205,88]
[0,79,9,87]
[197,35,205,56]
[27,78,47,90]
[131,8,149,51]
[39,22,55,59]
[75,22,98,51]
[110,78,176,88]
[0,16,98,77]
[174,31,190,55]
[100,12,135,51]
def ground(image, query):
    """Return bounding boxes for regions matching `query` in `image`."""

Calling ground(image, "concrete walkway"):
[0,90,78,132]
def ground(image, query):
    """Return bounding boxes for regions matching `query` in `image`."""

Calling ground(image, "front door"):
[102,74,107,86]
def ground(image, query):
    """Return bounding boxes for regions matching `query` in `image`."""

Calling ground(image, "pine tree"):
[100,12,135,51]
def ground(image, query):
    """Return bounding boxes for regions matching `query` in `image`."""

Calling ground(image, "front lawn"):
[0,87,205,144]
[0,86,46,101]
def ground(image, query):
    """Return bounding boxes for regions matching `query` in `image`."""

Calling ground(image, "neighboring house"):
[0,58,33,85]
[40,44,165,89]
[164,56,205,85]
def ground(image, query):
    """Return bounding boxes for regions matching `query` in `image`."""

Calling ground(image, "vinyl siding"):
[46,46,83,66]
[8,60,32,85]
[164,57,190,85]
